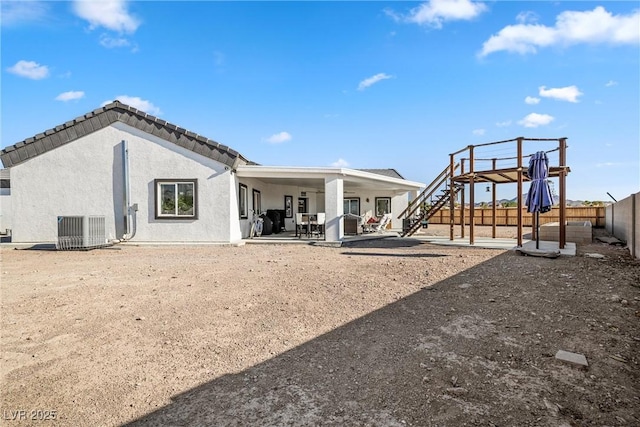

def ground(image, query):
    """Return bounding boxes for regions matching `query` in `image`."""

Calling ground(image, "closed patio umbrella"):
[525,151,554,249]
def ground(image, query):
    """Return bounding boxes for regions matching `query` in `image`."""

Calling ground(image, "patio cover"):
[235,166,425,241]
[235,166,424,193]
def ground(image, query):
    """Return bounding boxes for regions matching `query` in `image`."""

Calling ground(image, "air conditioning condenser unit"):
[57,216,107,250]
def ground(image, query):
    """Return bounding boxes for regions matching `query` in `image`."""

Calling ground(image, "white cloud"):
[539,85,583,103]
[605,80,618,87]
[99,34,131,48]
[102,96,161,115]
[1,1,49,26]
[518,113,554,128]
[472,128,485,136]
[479,6,640,57]
[55,91,85,102]
[358,73,393,91]
[7,60,49,79]
[525,96,540,105]
[392,0,487,29]
[496,120,512,127]
[596,162,623,168]
[516,11,538,25]
[72,0,140,33]
[265,132,292,144]
[331,158,350,168]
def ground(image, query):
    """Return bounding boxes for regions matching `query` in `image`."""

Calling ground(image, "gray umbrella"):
[525,151,554,249]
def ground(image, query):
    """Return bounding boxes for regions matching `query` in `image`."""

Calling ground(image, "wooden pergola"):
[448,137,570,248]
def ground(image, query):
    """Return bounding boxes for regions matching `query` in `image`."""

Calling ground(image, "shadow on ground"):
[123,249,639,426]
[340,251,447,258]
[342,237,426,249]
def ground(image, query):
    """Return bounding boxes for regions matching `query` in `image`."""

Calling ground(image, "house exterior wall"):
[0,187,10,233]
[10,123,237,243]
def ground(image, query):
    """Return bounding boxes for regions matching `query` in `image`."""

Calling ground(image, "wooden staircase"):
[398,164,462,237]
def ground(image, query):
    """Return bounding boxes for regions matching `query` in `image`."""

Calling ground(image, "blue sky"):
[2,0,639,202]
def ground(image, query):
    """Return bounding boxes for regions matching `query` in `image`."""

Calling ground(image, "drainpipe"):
[122,140,137,240]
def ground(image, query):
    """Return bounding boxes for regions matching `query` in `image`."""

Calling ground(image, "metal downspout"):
[122,140,137,240]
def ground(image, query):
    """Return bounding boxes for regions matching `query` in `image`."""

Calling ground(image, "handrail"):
[401,184,463,237]
[397,163,459,219]
[449,137,566,159]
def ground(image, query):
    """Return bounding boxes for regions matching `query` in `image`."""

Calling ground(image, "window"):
[343,198,360,215]
[155,179,197,219]
[239,184,248,219]
[375,197,391,217]
[252,189,261,215]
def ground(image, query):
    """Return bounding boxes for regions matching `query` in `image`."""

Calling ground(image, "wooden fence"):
[427,206,605,227]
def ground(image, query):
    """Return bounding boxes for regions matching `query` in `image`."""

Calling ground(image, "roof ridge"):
[1,101,250,168]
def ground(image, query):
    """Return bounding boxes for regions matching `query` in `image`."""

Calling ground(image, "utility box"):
[57,216,107,250]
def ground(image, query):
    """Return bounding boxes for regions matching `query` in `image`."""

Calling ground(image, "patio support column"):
[459,159,465,239]
[449,153,456,241]
[492,158,497,239]
[324,175,344,242]
[559,137,567,249]
[469,147,475,245]
[517,137,523,247]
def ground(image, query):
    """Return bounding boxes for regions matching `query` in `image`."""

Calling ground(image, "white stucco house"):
[0,101,424,244]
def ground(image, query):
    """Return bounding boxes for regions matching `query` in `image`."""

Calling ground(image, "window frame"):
[239,183,248,219]
[375,197,391,217]
[343,197,361,215]
[154,179,198,220]
[252,189,262,216]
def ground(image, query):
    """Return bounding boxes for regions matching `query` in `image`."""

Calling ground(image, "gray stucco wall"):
[605,192,639,259]
[10,123,239,243]
[0,187,10,233]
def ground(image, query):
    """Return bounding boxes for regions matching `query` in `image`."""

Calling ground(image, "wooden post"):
[517,137,523,247]
[559,138,567,249]
[492,158,497,238]
[460,159,465,238]
[449,153,455,241]
[469,146,475,245]
[632,193,637,259]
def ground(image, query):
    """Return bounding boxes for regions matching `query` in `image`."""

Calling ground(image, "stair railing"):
[397,163,459,221]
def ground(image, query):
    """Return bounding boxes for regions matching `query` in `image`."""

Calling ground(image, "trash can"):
[260,215,273,235]
[402,218,412,234]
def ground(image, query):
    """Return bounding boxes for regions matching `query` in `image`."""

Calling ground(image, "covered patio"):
[235,166,425,243]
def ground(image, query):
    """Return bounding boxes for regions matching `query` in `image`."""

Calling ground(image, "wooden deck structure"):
[449,137,570,248]
[398,137,570,249]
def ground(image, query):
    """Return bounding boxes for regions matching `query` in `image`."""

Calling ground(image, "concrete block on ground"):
[555,350,588,368]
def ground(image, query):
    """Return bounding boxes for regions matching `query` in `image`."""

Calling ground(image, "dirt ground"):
[1,225,639,427]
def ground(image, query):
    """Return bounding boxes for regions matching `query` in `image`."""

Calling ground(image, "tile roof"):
[0,101,252,169]
[357,168,405,179]
[0,168,8,188]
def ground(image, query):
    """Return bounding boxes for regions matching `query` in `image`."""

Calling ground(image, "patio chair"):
[360,210,375,233]
[370,213,392,233]
[311,212,325,238]
[295,213,309,238]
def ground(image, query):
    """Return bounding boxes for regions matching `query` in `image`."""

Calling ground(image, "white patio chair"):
[370,213,392,233]
[296,213,309,237]
[360,210,375,233]
[311,212,325,238]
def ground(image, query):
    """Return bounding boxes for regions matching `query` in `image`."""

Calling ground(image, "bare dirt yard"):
[1,226,639,427]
